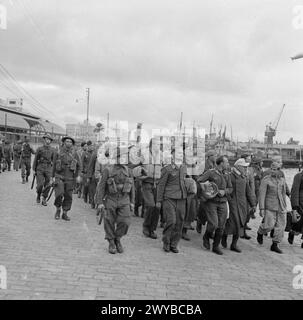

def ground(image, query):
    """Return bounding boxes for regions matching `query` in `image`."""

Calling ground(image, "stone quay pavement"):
[0,170,303,300]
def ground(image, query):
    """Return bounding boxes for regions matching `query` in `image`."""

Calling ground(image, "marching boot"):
[54,207,61,220]
[270,229,275,238]
[22,177,26,184]
[41,197,47,206]
[163,242,170,253]
[240,230,251,240]
[196,220,202,234]
[26,175,29,182]
[170,246,179,253]
[62,211,70,221]
[212,230,223,255]
[230,235,241,253]
[115,239,124,254]
[288,231,295,245]
[257,232,263,245]
[143,228,150,237]
[202,231,211,250]
[108,240,117,254]
[182,229,190,241]
[270,241,283,254]
[149,231,158,239]
[221,234,228,249]
[36,194,41,204]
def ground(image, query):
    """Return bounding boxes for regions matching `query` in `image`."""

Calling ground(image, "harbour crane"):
[264,104,286,145]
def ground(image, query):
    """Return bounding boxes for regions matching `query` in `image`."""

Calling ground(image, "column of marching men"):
[1,135,303,255]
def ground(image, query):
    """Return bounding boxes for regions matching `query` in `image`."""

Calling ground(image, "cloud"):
[0,0,302,142]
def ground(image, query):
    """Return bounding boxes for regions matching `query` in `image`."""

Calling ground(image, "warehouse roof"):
[0,106,65,135]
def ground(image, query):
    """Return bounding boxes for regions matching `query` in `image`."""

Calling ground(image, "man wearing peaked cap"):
[32,133,56,206]
[205,150,217,171]
[234,158,250,167]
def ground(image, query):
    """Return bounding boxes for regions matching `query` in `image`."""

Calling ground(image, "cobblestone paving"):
[0,170,303,300]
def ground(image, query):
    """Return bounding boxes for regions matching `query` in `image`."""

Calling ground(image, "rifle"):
[47,185,55,202]
[31,173,36,190]
[96,206,106,225]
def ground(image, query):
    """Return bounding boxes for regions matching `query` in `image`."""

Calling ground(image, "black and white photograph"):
[1,0,303,310]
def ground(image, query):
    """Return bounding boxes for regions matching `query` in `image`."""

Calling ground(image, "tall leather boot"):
[288,231,295,245]
[221,234,228,248]
[212,229,223,255]
[230,235,241,253]
[270,241,283,254]
[62,210,70,221]
[182,228,190,241]
[240,230,251,240]
[202,231,211,250]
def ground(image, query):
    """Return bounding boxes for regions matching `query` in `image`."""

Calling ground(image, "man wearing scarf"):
[257,161,288,254]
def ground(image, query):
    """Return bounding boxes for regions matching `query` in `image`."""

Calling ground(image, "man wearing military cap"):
[198,155,233,255]
[32,134,56,206]
[52,136,80,221]
[95,146,135,254]
[205,150,217,171]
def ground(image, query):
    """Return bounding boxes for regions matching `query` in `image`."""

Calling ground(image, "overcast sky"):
[1,0,303,142]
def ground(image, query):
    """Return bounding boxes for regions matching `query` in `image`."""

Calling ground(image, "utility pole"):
[86,88,90,140]
[5,113,7,138]
[107,112,109,139]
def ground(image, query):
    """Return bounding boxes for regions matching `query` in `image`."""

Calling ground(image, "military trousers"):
[36,168,52,199]
[162,198,186,248]
[204,201,228,235]
[54,179,74,212]
[104,196,131,241]
[142,183,160,233]
[258,210,286,243]
[21,158,31,179]
[13,156,20,171]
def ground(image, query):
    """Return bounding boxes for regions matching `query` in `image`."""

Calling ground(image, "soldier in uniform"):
[3,141,12,172]
[80,140,95,205]
[198,155,233,255]
[52,136,80,221]
[32,134,56,206]
[133,138,162,239]
[13,140,23,171]
[95,147,135,254]
[75,141,87,198]
[156,147,188,253]
[20,137,35,184]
